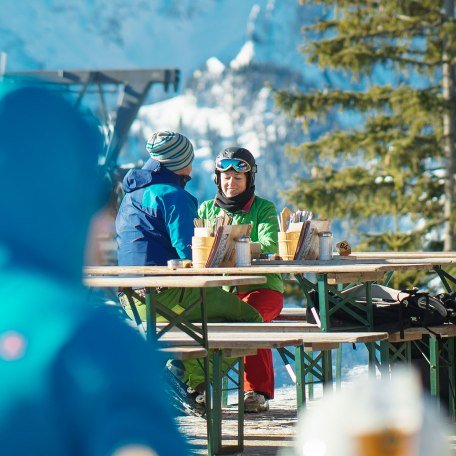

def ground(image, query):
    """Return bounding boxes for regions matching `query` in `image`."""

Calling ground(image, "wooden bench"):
[161,328,388,405]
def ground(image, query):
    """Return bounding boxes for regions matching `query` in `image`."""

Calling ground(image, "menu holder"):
[288,219,330,260]
[205,224,252,267]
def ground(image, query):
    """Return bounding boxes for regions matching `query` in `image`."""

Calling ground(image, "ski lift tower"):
[3,68,180,179]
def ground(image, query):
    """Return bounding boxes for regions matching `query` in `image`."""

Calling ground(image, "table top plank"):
[337,256,456,265]
[388,327,426,342]
[160,330,389,345]
[85,261,433,276]
[423,324,456,337]
[158,346,208,360]
[84,275,266,288]
[387,324,456,342]
[161,336,306,350]
[351,251,456,260]
[158,322,320,332]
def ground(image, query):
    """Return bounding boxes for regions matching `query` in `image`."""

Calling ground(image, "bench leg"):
[237,358,245,452]
[379,340,390,377]
[307,351,314,400]
[145,288,156,344]
[204,354,215,456]
[222,375,228,407]
[335,345,342,390]
[295,345,306,409]
[448,337,455,421]
[367,342,377,379]
[211,351,223,454]
[210,352,244,455]
[322,350,333,392]
[429,336,440,413]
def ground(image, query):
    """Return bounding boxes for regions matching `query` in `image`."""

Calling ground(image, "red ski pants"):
[236,289,284,399]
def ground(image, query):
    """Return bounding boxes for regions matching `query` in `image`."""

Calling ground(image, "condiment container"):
[235,236,251,267]
[167,259,182,269]
[167,259,193,269]
[319,231,333,261]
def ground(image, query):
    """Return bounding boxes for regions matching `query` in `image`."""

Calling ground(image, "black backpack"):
[434,292,456,324]
[306,287,450,333]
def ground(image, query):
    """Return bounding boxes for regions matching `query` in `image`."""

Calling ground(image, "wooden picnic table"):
[85,261,456,420]
[84,261,436,331]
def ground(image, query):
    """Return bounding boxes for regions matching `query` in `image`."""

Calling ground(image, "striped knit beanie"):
[146,131,194,172]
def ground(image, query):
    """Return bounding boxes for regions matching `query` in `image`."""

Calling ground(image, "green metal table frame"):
[276,345,333,409]
[295,273,378,374]
[287,268,456,413]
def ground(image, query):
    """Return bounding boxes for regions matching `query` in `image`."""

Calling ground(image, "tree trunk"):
[442,0,456,250]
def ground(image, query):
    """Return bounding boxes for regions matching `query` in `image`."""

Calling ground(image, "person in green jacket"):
[199,147,284,413]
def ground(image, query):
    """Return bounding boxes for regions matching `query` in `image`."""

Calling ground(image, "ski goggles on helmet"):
[215,158,251,173]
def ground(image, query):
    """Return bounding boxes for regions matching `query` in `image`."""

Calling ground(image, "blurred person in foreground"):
[0,82,188,455]
[282,367,450,456]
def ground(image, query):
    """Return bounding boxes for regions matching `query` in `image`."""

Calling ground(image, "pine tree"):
[275,0,456,253]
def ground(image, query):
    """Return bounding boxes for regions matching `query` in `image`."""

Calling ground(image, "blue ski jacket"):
[116,158,198,266]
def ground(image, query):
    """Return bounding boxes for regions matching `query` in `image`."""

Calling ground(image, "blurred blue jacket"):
[0,83,189,455]
[116,158,198,266]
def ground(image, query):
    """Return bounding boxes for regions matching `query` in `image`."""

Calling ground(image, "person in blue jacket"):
[0,82,189,455]
[116,131,197,265]
[115,132,262,412]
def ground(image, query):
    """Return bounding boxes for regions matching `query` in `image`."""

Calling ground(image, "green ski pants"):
[120,287,262,388]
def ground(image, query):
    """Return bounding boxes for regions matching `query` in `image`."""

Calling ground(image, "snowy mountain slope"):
[0,0,336,207]
[1,0,304,80]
